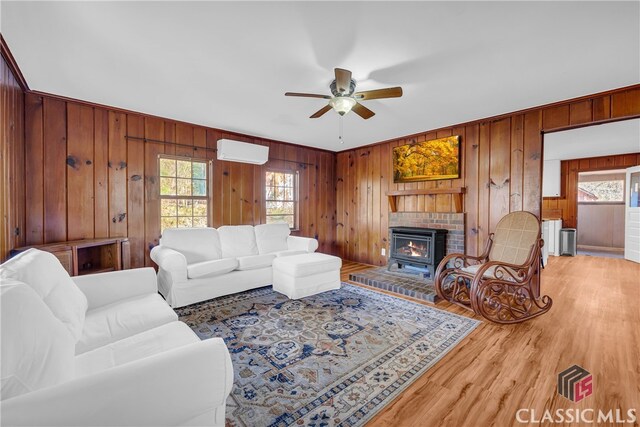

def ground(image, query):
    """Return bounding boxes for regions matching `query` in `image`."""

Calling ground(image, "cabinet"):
[12,238,130,276]
[543,159,561,197]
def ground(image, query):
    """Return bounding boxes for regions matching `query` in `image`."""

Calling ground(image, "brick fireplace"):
[349,212,465,302]
[388,212,465,255]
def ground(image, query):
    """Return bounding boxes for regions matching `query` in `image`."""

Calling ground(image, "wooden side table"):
[12,238,130,276]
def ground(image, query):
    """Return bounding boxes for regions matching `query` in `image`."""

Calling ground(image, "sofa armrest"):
[73,268,158,310]
[150,246,188,283]
[287,235,319,253]
[0,338,234,426]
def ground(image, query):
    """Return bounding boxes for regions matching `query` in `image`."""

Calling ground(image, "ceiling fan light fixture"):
[285,68,402,120]
[329,96,357,116]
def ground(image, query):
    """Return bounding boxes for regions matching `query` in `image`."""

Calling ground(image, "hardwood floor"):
[341,256,640,426]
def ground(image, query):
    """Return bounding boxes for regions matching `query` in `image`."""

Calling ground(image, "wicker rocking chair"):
[434,211,552,324]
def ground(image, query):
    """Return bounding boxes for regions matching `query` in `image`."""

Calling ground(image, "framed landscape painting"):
[393,135,461,183]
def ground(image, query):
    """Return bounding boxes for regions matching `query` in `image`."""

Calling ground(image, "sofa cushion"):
[218,225,259,257]
[0,249,88,342]
[75,322,199,378]
[254,223,290,254]
[160,227,222,263]
[236,254,276,271]
[76,293,178,354]
[272,253,342,277]
[1,280,75,400]
[187,258,238,279]
[275,249,308,258]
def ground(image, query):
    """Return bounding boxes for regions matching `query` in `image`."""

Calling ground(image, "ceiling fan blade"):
[354,87,403,101]
[334,68,352,94]
[310,105,332,118]
[285,92,331,99]
[352,102,375,120]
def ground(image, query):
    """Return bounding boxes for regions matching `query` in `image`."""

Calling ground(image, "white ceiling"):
[2,1,638,152]
[544,118,640,161]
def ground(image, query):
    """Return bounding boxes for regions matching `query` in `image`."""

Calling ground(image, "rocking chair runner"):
[434,211,552,324]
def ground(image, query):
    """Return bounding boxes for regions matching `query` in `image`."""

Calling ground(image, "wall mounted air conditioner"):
[217,139,269,165]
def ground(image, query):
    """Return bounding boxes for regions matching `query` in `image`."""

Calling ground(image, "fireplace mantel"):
[386,187,466,213]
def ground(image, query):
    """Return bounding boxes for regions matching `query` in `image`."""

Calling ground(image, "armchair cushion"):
[1,280,75,400]
[236,254,276,271]
[254,223,290,254]
[76,294,178,355]
[459,264,483,276]
[187,258,238,279]
[0,249,88,341]
[161,227,222,263]
[218,225,258,257]
[460,264,517,282]
[75,322,199,377]
[73,268,158,310]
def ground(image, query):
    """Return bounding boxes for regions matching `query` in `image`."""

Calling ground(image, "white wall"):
[545,118,640,161]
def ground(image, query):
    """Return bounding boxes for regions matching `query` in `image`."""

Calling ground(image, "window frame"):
[158,155,211,232]
[265,168,299,231]
[577,178,626,204]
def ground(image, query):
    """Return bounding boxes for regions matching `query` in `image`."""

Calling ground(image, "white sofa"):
[0,249,233,427]
[150,223,319,308]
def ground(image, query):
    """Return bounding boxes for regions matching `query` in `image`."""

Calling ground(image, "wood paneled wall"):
[577,204,626,248]
[5,39,639,269]
[336,86,640,266]
[0,54,25,260]
[542,153,640,227]
[22,93,336,267]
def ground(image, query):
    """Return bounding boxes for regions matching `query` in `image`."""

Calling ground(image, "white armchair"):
[1,249,233,426]
[1,339,232,426]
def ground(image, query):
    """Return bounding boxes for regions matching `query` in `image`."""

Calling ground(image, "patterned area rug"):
[176,283,479,427]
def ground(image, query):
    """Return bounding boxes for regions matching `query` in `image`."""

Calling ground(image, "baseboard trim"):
[577,245,624,253]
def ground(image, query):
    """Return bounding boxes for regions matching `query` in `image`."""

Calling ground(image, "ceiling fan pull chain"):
[339,115,344,144]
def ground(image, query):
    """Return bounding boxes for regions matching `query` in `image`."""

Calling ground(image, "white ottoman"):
[272,253,342,299]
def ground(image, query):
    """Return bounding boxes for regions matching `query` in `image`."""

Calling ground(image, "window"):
[578,180,624,202]
[159,157,209,232]
[265,170,298,229]
[578,171,625,203]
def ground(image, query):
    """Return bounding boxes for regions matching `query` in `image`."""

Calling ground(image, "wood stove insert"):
[388,226,447,277]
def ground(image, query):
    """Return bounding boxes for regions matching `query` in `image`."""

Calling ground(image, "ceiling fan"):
[285,68,403,120]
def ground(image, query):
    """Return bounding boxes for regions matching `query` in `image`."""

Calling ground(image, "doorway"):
[576,169,625,258]
[541,118,640,261]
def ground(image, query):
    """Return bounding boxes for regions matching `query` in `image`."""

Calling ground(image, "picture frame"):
[393,135,461,183]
